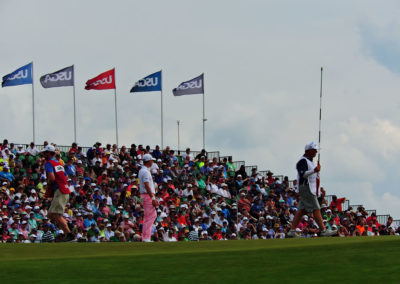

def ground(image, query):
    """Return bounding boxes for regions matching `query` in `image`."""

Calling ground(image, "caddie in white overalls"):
[287,142,337,238]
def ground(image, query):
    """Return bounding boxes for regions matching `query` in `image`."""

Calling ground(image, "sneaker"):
[63,233,75,242]
[142,239,153,242]
[320,229,337,237]
[287,230,301,238]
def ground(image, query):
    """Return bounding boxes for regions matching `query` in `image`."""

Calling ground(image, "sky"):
[1,0,400,218]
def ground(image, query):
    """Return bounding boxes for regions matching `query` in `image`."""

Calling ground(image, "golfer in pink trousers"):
[139,154,159,242]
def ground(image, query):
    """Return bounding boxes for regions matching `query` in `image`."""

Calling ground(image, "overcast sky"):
[1,0,400,218]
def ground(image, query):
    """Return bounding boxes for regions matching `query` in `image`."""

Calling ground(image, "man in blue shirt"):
[64,158,76,177]
[152,145,162,160]
[84,213,97,228]
[0,166,14,182]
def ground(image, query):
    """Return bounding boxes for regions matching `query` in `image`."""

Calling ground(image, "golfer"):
[139,153,158,242]
[288,142,336,237]
[42,145,74,241]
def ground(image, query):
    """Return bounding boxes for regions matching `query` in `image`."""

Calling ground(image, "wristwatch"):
[151,196,156,201]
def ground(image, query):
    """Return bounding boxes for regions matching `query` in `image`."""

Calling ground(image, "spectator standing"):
[329,195,346,212]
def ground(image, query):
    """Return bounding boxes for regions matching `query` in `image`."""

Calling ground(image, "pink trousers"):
[141,194,156,240]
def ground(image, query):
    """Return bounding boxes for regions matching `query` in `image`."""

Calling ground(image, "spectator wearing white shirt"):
[16,145,25,155]
[26,142,39,156]
[181,148,193,162]
[164,229,177,242]
[207,180,219,194]
[181,184,194,197]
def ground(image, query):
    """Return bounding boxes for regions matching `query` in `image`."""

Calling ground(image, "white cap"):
[143,154,155,162]
[305,141,319,151]
[58,230,64,234]
[41,145,56,153]
[106,224,112,227]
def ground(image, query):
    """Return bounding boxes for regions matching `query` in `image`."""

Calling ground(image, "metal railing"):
[365,210,376,217]
[377,215,390,225]
[350,205,363,211]
[273,175,284,182]
[219,156,232,162]
[342,200,350,211]
[207,151,220,161]
[245,166,257,177]
[325,195,333,205]
[232,161,245,171]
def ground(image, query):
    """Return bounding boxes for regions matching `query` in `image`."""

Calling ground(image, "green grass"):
[0,236,399,283]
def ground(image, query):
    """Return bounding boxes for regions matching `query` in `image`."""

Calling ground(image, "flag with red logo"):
[85,68,115,90]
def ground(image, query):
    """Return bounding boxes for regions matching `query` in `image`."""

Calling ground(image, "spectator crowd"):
[0,139,398,243]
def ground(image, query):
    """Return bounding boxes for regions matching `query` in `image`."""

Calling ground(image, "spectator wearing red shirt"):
[68,143,79,156]
[366,213,381,228]
[329,195,346,212]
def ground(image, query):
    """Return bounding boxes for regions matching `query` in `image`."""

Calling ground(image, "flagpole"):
[161,70,164,149]
[72,65,77,143]
[114,85,119,148]
[31,62,36,143]
[318,67,323,163]
[202,74,206,149]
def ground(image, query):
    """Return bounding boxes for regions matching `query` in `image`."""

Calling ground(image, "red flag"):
[85,68,115,90]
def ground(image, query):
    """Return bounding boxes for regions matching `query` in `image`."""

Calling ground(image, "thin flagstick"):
[114,68,119,147]
[72,65,77,143]
[31,62,36,143]
[316,67,323,197]
[318,67,323,163]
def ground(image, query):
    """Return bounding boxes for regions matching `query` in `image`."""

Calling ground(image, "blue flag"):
[2,63,33,87]
[130,71,162,93]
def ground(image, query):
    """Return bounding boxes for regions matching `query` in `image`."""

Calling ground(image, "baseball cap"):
[305,141,319,151]
[41,145,56,153]
[143,154,155,162]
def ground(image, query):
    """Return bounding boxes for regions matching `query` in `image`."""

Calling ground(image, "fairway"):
[1,237,399,283]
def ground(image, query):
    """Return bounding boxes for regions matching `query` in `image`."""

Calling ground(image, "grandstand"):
[0,140,398,243]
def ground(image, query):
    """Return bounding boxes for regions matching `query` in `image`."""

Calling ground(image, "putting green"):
[0,236,399,283]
